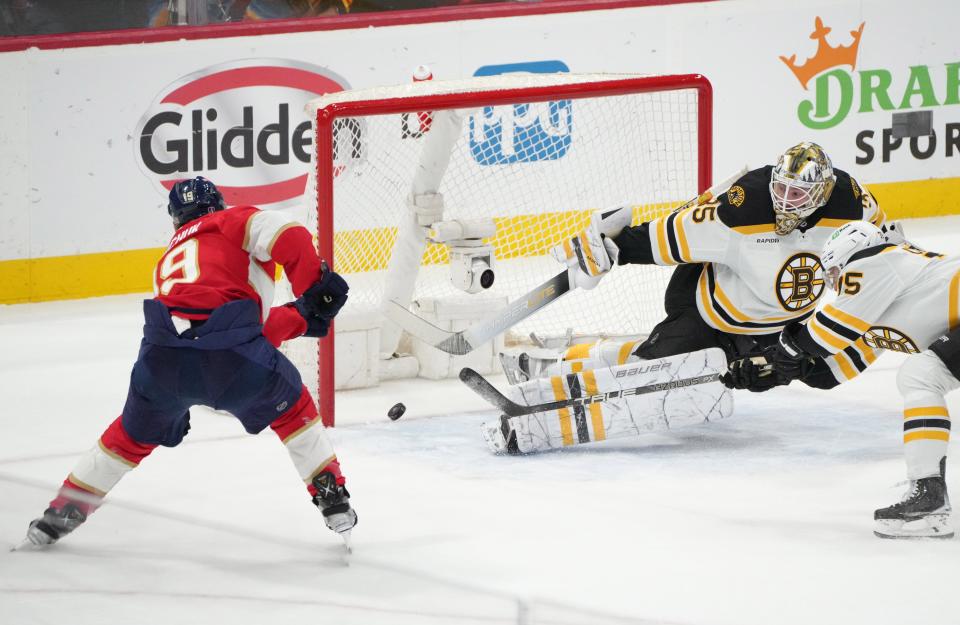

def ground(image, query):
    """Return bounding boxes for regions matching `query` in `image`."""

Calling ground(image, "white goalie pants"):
[488,347,732,454]
[897,350,957,480]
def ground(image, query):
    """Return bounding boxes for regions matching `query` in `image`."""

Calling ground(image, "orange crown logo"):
[780,17,865,89]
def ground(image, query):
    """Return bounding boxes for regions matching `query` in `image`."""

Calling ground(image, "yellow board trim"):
[551,376,574,446]
[582,370,606,442]
[5,177,960,305]
[0,247,163,304]
[904,431,951,443]
[904,406,950,418]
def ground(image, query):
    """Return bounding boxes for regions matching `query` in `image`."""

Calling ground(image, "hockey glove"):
[291,301,331,338]
[297,262,349,321]
[551,211,620,290]
[766,325,814,383]
[722,355,782,392]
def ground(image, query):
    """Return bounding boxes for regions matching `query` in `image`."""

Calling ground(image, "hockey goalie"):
[484,143,890,455]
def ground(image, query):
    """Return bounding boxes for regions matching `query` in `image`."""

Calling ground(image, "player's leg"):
[483,348,732,454]
[874,348,957,539]
[216,340,356,536]
[24,344,186,546]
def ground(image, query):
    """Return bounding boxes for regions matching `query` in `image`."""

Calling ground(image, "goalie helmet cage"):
[302,72,712,425]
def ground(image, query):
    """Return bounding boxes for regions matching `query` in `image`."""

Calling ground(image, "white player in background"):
[758,220,957,539]
[485,143,896,454]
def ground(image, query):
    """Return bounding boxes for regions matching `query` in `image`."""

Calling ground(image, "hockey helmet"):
[769,142,836,235]
[820,221,885,291]
[168,176,226,228]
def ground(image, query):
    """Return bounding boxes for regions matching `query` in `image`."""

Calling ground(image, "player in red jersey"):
[21,177,356,548]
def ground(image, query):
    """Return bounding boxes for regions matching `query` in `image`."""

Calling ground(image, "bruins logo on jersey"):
[728,185,745,207]
[863,327,919,354]
[776,253,824,312]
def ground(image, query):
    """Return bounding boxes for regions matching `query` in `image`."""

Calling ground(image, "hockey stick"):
[459,367,721,417]
[383,167,750,356]
[384,270,571,355]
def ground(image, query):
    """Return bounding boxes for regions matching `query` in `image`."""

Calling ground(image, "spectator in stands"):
[1,0,68,36]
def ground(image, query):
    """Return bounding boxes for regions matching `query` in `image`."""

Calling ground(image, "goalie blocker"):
[481,348,732,454]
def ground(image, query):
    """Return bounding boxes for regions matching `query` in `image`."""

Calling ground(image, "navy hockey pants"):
[121,299,305,447]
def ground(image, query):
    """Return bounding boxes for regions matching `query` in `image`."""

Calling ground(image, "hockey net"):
[280,72,712,424]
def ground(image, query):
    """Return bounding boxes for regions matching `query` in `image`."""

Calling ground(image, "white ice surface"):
[2,217,960,625]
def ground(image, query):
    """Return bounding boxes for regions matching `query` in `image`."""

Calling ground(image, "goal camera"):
[449,247,495,293]
[427,219,497,294]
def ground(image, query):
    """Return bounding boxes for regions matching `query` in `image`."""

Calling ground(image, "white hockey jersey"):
[615,167,884,337]
[795,242,960,383]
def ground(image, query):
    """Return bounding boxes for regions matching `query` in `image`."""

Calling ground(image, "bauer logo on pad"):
[470,61,572,165]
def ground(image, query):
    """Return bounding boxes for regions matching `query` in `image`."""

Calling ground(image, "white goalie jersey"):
[794,243,960,363]
[614,166,884,336]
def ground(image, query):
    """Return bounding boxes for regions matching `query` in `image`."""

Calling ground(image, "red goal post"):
[303,73,712,425]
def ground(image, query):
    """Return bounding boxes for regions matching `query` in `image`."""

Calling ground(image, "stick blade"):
[382,300,471,354]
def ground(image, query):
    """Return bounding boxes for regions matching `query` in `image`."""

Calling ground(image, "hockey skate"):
[312,471,357,549]
[874,462,953,539]
[22,504,88,548]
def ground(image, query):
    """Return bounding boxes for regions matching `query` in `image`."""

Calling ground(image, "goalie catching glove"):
[294,262,349,338]
[551,210,621,290]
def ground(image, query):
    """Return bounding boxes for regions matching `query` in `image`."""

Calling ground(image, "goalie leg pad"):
[484,348,732,454]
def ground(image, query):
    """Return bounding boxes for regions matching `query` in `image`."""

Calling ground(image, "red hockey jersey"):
[153,205,319,345]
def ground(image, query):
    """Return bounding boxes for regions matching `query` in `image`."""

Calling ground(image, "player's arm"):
[770,253,903,384]
[239,209,349,345]
[613,199,731,266]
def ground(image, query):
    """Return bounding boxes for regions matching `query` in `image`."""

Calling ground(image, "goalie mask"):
[769,142,836,235]
[168,176,226,228]
[820,220,885,292]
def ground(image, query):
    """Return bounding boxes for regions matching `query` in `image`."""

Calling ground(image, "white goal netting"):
[277,72,712,422]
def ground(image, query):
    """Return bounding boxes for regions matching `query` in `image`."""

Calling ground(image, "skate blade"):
[340,529,353,554]
[874,515,954,539]
[10,538,44,552]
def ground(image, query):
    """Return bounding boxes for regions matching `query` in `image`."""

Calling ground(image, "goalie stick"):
[459,366,721,418]
[383,166,749,356]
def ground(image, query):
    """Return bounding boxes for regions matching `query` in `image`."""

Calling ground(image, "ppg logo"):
[470,61,572,165]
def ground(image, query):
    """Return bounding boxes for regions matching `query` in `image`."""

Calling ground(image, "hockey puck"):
[387,402,407,421]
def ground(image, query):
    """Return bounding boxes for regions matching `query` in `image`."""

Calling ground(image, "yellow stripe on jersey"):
[711,278,752,323]
[618,341,639,365]
[904,431,951,443]
[731,224,776,235]
[571,361,584,373]
[829,349,859,381]
[655,217,676,265]
[675,208,692,263]
[808,315,852,352]
[904,406,950,418]
[852,338,878,365]
[870,205,887,226]
[551,375,574,446]
[562,238,574,262]
[697,267,740,333]
[582,370,606,442]
[822,304,872,333]
[950,270,960,331]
